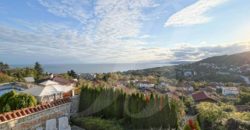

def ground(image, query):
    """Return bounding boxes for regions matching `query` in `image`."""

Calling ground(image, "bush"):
[72,117,123,130]
[0,73,13,83]
[197,102,226,123]
[0,91,37,113]
[239,92,250,105]
[184,119,201,130]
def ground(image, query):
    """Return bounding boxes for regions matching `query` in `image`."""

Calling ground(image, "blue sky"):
[0,0,250,64]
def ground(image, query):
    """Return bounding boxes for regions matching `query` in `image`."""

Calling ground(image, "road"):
[240,75,250,85]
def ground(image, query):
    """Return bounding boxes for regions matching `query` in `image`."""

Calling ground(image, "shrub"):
[72,117,123,130]
[196,102,226,122]
[0,91,37,113]
[183,119,201,130]
[0,73,13,83]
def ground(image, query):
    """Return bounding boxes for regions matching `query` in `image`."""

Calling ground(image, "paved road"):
[241,75,250,84]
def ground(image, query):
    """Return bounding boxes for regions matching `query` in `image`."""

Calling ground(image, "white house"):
[24,77,35,83]
[183,86,194,92]
[137,81,154,88]
[22,76,77,103]
[22,81,75,103]
[22,85,64,103]
[221,87,239,96]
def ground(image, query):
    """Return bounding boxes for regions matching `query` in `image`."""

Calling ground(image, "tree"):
[239,92,250,105]
[0,62,9,72]
[34,62,43,80]
[68,69,77,78]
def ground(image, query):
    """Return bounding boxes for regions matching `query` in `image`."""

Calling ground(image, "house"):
[221,87,239,96]
[157,82,169,89]
[183,86,194,93]
[23,77,35,88]
[21,85,64,103]
[40,77,76,97]
[192,91,217,103]
[24,77,35,83]
[23,75,77,103]
[51,76,76,87]
[184,71,193,77]
[136,81,154,88]
[22,79,75,103]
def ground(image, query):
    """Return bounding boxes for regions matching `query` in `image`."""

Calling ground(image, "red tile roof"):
[192,91,216,102]
[52,76,75,85]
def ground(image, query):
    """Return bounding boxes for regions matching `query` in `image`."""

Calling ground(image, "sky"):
[0,0,250,64]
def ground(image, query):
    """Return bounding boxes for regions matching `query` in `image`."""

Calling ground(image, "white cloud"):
[2,0,249,64]
[170,42,250,61]
[165,0,228,27]
[1,22,250,64]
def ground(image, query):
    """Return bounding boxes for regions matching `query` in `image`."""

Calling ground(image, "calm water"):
[12,63,171,74]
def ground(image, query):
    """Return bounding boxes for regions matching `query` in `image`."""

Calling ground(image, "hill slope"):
[125,51,250,83]
[198,51,250,66]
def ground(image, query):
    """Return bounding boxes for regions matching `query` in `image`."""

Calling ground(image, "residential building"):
[23,76,77,103]
[192,91,217,103]
[136,81,154,88]
[24,77,35,83]
[221,87,239,96]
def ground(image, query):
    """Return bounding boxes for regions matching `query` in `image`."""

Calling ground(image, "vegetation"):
[184,119,201,130]
[197,102,250,130]
[238,87,250,105]
[0,91,37,113]
[198,51,250,66]
[0,61,46,82]
[78,86,183,129]
[67,69,77,78]
[72,117,124,130]
[0,73,13,83]
[0,62,9,72]
[34,62,43,81]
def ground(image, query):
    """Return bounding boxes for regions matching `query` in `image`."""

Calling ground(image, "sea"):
[11,63,172,74]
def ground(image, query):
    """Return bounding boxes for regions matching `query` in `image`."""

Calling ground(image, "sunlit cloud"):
[165,0,228,27]
[0,0,249,64]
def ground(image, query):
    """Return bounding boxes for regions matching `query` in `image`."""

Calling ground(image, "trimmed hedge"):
[78,86,182,129]
[72,117,123,130]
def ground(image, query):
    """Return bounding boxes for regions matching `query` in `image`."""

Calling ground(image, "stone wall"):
[0,98,71,130]
[70,95,80,114]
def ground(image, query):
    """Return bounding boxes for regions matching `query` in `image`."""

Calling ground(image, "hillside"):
[125,51,250,83]
[197,51,250,66]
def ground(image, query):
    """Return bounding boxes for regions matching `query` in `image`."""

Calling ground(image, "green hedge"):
[78,86,181,129]
[72,117,123,130]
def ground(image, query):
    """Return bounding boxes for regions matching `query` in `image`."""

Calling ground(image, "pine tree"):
[34,62,43,80]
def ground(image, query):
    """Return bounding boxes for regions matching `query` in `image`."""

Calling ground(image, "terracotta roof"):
[0,98,71,123]
[192,91,216,102]
[52,76,75,85]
